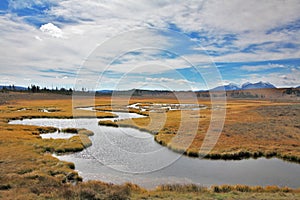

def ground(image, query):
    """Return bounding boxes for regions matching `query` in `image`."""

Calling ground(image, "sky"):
[0,0,300,91]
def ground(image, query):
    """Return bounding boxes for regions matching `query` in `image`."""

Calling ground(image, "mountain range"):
[1,82,297,92]
[211,81,276,91]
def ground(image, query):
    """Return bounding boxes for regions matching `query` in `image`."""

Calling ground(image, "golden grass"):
[99,120,119,127]
[0,93,131,199]
[131,184,300,200]
[116,99,300,162]
[0,97,116,123]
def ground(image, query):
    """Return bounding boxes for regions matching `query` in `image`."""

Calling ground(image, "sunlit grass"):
[131,184,300,200]
[116,99,300,162]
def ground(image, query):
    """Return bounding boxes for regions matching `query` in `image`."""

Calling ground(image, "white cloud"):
[106,57,190,74]
[233,66,300,88]
[211,50,300,63]
[1,0,300,89]
[40,23,64,38]
[240,70,300,88]
[239,64,285,72]
[34,35,42,41]
[195,0,300,33]
[145,77,193,85]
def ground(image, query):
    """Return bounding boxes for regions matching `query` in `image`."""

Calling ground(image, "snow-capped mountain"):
[211,81,276,91]
[211,83,240,91]
[241,81,276,90]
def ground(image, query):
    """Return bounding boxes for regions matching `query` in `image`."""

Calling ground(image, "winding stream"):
[9,108,300,189]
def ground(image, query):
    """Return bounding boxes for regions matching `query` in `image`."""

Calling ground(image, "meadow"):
[113,99,300,162]
[0,92,299,199]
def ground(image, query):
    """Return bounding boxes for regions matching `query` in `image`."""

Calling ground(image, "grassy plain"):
[0,92,299,199]
[116,98,300,162]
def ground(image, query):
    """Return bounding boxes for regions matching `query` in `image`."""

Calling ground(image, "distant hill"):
[241,81,276,90]
[0,85,27,91]
[96,90,113,94]
[1,83,297,100]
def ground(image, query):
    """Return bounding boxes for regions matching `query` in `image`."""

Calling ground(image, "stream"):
[9,108,300,189]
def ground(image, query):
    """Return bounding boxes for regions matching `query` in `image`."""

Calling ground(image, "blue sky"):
[0,0,300,90]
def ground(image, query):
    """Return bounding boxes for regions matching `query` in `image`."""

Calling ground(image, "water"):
[9,111,300,188]
[127,103,206,111]
[40,131,75,139]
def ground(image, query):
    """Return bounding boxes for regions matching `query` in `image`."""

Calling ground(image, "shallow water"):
[127,103,206,111]
[9,111,300,188]
[40,131,75,139]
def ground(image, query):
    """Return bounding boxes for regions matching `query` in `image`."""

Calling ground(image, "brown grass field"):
[0,92,300,199]
[116,98,300,162]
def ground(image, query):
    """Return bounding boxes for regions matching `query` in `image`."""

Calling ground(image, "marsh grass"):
[61,128,94,136]
[99,120,119,127]
[58,181,131,200]
[118,100,300,162]
[132,184,300,200]
[156,184,208,192]
[61,128,78,133]
[0,95,132,199]
[211,184,295,193]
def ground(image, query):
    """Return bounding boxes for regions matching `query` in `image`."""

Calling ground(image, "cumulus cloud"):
[40,23,63,38]
[240,70,300,88]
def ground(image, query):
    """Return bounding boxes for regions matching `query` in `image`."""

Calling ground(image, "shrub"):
[98,120,119,127]
[187,150,199,157]
[219,185,233,193]
[211,185,233,193]
[64,161,75,169]
[61,128,78,133]
[251,185,264,192]
[107,186,130,200]
[264,185,281,192]
[157,184,207,193]
[234,184,251,192]
[0,184,11,190]
[80,188,97,200]
[37,126,58,134]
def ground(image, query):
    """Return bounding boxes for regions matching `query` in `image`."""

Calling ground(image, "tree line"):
[0,84,81,95]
